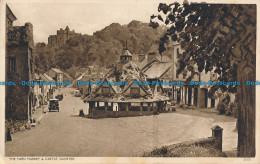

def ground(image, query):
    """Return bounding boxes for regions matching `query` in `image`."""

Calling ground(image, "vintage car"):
[55,94,63,101]
[49,99,59,112]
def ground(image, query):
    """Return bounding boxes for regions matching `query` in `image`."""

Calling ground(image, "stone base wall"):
[89,110,154,119]
[143,125,224,157]
[167,137,216,148]
[5,119,31,134]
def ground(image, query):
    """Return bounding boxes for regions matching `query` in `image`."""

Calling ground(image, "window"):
[157,86,160,92]
[8,56,16,72]
[102,87,110,94]
[130,87,140,96]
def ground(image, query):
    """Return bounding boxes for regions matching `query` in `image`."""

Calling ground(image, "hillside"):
[34,20,167,78]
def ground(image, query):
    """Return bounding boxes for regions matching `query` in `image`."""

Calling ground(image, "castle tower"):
[120,40,132,64]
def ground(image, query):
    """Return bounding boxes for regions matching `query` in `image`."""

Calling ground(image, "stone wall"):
[143,125,224,157]
[6,23,34,120]
[89,110,154,119]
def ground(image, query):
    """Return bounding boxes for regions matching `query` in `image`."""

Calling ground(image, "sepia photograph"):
[1,0,259,163]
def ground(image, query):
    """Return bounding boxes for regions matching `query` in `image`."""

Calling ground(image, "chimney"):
[147,51,156,63]
[138,54,145,62]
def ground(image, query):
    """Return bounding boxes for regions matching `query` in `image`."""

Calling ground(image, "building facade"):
[170,43,219,108]
[133,43,220,109]
[6,5,35,120]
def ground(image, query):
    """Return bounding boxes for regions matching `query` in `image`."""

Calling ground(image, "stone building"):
[46,68,63,83]
[6,5,16,32]
[169,43,221,108]
[6,5,35,120]
[133,43,220,109]
[40,73,55,99]
[48,26,78,47]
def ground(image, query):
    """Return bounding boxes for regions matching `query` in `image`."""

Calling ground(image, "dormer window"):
[102,87,110,94]
[130,87,140,97]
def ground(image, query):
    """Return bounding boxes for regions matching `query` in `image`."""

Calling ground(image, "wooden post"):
[89,101,95,116]
[105,102,108,111]
[153,102,158,114]
[191,87,194,106]
[118,103,121,111]
[181,86,183,103]
[185,86,187,104]
[126,103,129,111]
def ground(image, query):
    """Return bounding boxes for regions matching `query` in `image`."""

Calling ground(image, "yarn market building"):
[84,48,170,118]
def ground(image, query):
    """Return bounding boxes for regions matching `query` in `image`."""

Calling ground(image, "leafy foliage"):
[151,2,256,157]
[34,20,166,78]
[151,3,256,95]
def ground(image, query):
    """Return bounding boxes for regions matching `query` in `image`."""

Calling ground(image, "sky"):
[7,0,170,43]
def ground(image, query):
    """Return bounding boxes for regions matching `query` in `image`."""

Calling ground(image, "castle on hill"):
[48,26,79,47]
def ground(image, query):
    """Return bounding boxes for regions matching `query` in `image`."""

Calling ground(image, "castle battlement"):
[48,26,78,47]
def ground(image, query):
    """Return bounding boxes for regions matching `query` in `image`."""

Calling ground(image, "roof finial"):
[125,40,128,50]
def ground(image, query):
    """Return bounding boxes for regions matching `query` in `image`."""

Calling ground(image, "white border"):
[0,0,259,163]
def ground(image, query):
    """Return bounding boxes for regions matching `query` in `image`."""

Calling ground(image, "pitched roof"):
[51,68,63,74]
[39,74,48,82]
[6,5,17,21]
[123,79,151,95]
[84,61,156,101]
[121,49,132,56]
[42,73,55,82]
[105,77,122,93]
[144,62,172,79]
[135,58,153,70]
[155,55,171,62]
[76,73,85,81]
[83,47,170,102]
[63,72,73,80]
[74,73,84,80]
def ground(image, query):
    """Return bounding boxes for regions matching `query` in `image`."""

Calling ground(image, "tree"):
[35,21,166,77]
[151,2,256,157]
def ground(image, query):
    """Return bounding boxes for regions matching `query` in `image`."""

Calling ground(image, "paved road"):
[5,87,237,157]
